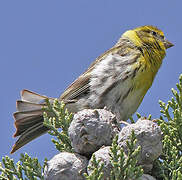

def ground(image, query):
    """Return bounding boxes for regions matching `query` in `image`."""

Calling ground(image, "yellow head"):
[122,25,173,68]
[122,25,173,51]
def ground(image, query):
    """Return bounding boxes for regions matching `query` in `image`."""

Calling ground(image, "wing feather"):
[60,73,91,100]
[59,45,122,101]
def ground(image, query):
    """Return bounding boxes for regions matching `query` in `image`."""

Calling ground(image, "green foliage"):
[85,132,143,180]
[129,113,152,123]
[43,99,73,152]
[110,132,143,180]
[154,74,182,179]
[84,154,104,180]
[1,75,182,179]
[129,116,135,124]
[0,100,73,180]
[0,153,46,180]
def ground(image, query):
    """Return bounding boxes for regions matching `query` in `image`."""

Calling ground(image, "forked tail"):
[11,90,54,153]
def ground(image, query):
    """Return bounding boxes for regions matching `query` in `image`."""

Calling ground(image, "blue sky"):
[0,1,181,164]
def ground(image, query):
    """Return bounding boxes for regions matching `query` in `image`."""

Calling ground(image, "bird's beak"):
[163,39,174,49]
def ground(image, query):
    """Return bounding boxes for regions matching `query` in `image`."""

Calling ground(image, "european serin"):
[11,25,173,153]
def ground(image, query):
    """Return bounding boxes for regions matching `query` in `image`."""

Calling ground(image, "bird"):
[11,25,173,153]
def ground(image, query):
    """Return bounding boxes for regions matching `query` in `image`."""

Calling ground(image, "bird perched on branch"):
[11,25,173,153]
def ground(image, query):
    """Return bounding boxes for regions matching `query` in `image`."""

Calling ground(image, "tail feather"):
[14,114,43,137]
[21,89,48,103]
[16,100,44,111]
[14,110,43,121]
[11,89,52,154]
[11,122,49,154]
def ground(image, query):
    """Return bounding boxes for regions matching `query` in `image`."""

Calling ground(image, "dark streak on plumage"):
[138,47,144,56]
[155,40,162,50]
[143,43,153,64]
[120,87,133,102]
[101,81,119,100]
[132,66,140,79]
[122,70,130,81]
[100,76,108,84]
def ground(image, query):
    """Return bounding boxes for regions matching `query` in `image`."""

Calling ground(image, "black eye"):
[151,31,157,36]
[160,35,165,39]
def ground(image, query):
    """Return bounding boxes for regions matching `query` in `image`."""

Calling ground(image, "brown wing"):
[60,72,91,100]
[59,46,117,101]
[59,38,134,101]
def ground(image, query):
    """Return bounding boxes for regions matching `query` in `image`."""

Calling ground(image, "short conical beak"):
[163,39,174,49]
